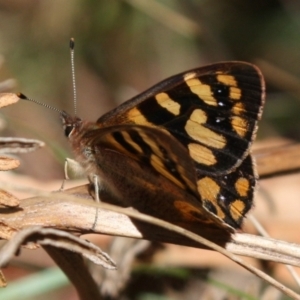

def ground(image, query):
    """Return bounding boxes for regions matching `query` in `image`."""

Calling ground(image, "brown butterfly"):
[20,59,265,247]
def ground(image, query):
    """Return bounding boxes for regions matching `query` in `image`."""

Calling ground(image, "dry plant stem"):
[44,246,103,300]
[248,215,300,288]
[254,142,300,178]
[0,188,300,299]
[1,184,300,266]
[228,233,300,266]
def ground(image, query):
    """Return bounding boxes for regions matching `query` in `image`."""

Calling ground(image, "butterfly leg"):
[92,174,100,202]
[59,158,85,191]
[58,158,70,191]
[90,174,101,230]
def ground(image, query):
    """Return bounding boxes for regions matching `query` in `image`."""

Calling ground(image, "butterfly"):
[20,61,265,246]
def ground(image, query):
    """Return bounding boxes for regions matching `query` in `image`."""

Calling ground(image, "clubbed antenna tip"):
[69,38,75,50]
[17,92,28,100]
[17,92,62,113]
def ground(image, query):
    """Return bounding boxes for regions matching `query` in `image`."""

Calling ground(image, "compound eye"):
[64,125,74,137]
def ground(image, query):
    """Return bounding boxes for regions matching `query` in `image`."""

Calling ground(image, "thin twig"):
[249,214,300,288]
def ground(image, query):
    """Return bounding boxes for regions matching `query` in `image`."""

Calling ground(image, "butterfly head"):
[61,111,82,138]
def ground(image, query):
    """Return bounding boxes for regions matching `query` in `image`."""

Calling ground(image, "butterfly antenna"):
[70,38,77,116]
[17,93,62,113]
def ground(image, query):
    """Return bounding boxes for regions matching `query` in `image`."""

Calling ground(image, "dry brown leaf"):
[0,156,20,171]
[0,138,45,154]
[0,226,116,270]
[0,269,6,287]
[0,222,18,241]
[0,93,19,108]
[0,189,19,207]
[0,226,116,299]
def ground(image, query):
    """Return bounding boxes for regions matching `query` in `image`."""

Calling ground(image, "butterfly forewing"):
[97,62,264,175]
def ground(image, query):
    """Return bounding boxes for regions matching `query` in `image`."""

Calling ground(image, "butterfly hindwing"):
[196,155,256,228]
[83,124,199,198]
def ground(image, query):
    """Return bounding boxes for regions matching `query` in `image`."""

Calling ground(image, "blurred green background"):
[0,0,300,178]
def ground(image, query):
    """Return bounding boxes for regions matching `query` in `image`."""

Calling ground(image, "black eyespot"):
[64,125,74,137]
